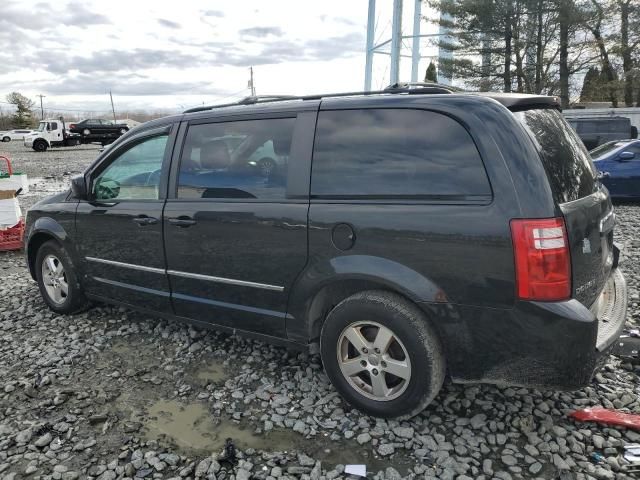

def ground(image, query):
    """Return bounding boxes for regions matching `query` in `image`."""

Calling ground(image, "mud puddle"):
[192,361,228,385]
[141,399,413,473]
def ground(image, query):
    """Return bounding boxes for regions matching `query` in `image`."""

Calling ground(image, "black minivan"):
[25,85,627,419]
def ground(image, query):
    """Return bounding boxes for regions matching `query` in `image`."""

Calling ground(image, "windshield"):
[590,141,626,160]
[37,122,47,132]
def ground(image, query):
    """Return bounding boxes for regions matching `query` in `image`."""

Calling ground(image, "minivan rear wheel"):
[35,240,88,314]
[320,290,445,419]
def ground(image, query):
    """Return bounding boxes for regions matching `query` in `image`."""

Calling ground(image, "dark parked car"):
[591,140,640,199]
[68,118,129,145]
[25,86,627,418]
[566,116,638,150]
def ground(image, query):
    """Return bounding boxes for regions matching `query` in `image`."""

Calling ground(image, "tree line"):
[430,0,640,107]
[0,91,170,130]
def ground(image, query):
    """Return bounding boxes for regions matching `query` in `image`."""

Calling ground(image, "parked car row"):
[2,119,131,148]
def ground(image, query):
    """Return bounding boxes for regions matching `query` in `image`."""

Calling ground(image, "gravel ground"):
[1,140,640,480]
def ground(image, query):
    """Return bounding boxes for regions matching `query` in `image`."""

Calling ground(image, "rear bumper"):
[592,268,627,352]
[429,268,628,390]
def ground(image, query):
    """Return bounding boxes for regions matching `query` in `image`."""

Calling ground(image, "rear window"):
[311,109,491,199]
[515,109,597,203]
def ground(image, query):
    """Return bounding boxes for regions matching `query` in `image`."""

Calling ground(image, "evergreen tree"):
[425,62,438,83]
[580,67,601,101]
[6,92,35,129]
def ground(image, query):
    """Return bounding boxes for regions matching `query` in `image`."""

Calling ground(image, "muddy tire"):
[320,290,445,419]
[35,240,88,315]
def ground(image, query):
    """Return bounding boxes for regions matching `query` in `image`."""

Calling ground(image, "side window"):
[50,122,58,131]
[93,134,168,200]
[627,145,640,158]
[177,118,295,200]
[311,109,491,198]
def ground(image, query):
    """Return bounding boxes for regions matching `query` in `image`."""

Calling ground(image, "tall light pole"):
[364,0,376,91]
[389,0,403,85]
[410,0,422,82]
[36,94,46,119]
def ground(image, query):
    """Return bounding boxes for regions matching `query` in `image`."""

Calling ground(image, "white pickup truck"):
[23,119,82,152]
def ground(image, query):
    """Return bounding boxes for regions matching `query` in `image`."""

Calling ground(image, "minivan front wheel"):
[320,290,445,419]
[35,240,88,314]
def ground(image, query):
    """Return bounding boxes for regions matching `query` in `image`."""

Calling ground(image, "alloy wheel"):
[336,320,411,401]
[41,254,69,305]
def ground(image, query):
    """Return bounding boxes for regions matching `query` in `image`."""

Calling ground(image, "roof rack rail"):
[384,82,459,94]
[183,82,460,113]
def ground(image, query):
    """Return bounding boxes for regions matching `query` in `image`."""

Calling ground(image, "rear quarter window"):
[515,109,597,203]
[311,108,491,200]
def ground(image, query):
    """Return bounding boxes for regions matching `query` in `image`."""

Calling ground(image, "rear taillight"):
[510,217,571,301]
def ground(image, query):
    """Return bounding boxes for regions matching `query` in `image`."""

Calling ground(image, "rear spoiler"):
[476,93,561,112]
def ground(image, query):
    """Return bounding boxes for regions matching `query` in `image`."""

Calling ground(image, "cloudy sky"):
[0,0,440,117]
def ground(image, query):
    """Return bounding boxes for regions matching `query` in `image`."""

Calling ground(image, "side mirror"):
[619,151,635,161]
[70,175,88,200]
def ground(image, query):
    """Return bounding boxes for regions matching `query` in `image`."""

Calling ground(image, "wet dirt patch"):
[139,398,413,473]
[194,362,228,384]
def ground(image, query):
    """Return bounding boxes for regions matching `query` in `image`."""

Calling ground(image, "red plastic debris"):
[0,218,24,251]
[569,407,640,430]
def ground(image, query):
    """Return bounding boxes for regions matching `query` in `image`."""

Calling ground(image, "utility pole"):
[109,91,117,123]
[248,67,256,96]
[36,94,46,119]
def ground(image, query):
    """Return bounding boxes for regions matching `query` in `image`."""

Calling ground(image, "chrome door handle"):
[132,216,158,226]
[168,217,197,227]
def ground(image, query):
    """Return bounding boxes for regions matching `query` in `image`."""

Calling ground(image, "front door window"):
[93,135,168,200]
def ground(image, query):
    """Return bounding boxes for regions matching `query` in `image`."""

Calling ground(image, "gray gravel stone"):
[378,443,395,456]
[34,432,52,447]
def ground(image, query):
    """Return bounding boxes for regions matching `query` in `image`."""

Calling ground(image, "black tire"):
[2,136,10,142]
[33,140,48,152]
[35,240,88,315]
[320,290,445,419]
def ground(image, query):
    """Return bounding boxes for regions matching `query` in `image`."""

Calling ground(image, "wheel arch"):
[287,255,448,344]
[27,218,77,280]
